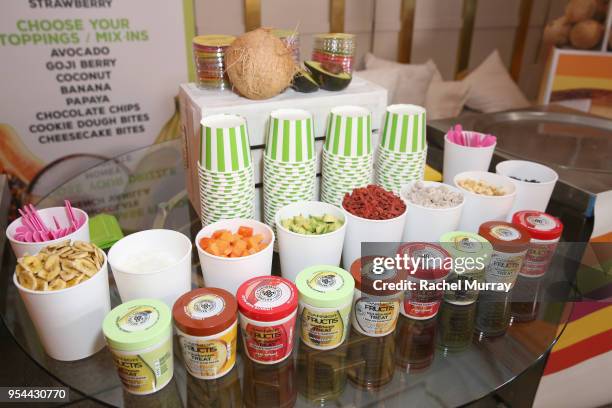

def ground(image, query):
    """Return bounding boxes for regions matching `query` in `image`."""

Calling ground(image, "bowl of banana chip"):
[13,240,111,361]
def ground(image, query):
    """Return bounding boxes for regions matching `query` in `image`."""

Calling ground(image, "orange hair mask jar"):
[173,288,238,379]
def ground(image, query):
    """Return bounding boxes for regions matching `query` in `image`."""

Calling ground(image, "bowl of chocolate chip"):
[495,160,558,217]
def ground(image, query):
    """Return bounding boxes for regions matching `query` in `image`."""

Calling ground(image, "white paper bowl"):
[6,207,90,259]
[275,201,347,282]
[495,160,558,217]
[108,229,192,308]
[195,219,274,295]
[341,205,407,270]
[443,133,497,185]
[13,252,110,361]
[453,171,517,232]
[399,181,465,242]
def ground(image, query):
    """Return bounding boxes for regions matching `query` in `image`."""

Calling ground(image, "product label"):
[307,271,344,293]
[185,294,225,320]
[490,226,521,241]
[300,304,350,349]
[486,250,525,287]
[521,242,557,277]
[245,281,292,308]
[352,296,400,336]
[117,305,159,333]
[452,235,483,253]
[242,315,295,363]
[402,287,442,319]
[526,215,556,231]
[178,322,237,379]
[110,335,173,395]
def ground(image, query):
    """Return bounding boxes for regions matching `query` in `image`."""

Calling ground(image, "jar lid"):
[396,243,451,280]
[439,231,493,261]
[172,288,237,337]
[295,265,355,308]
[315,33,355,40]
[478,221,531,252]
[103,298,171,352]
[193,35,235,48]
[512,211,563,241]
[350,256,402,296]
[236,276,298,322]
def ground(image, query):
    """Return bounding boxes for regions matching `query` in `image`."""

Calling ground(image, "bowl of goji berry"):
[341,185,408,270]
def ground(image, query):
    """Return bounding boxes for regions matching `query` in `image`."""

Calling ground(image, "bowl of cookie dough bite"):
[400,181,465,242]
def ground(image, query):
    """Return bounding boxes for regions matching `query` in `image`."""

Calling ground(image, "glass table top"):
[0,139,581,407]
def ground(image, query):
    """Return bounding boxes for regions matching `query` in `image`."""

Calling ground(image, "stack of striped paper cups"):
[263,109,317,246]
[198,114,255,226]
[375,104,427,193]
[321,106,374,206]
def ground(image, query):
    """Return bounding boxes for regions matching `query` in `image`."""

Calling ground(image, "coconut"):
[569,19,604,49]
[225,28,298,100]
[543,16,571,46]
[565,0,597,23]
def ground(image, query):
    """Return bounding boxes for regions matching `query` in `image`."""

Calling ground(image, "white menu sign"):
[0,0,192,189]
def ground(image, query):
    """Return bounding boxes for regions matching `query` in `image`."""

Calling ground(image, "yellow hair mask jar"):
[103,298,173,395]
[296,265,354,350]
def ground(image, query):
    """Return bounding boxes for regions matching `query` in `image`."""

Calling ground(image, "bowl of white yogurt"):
[108,229,192,308]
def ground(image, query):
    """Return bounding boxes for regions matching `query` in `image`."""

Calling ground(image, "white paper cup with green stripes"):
[377,146,427,160]
[375,160,425,173]
[324,106,372,157]
[199,174,253,186]
[379,104,427,153]
[263,164,317,177]
[264,184,316,195]
[322,147,373,167]
[375,162,424,177]
[265,109,315,163]
[323,153,373,169]
[201,191,255,202]
[322,152,373,166]
[199,114,252,173]
[200,185,255,201]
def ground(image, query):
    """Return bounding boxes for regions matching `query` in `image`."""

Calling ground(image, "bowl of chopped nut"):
[400,181,465,242]
[13,240,110,361]
[453,171,516,232]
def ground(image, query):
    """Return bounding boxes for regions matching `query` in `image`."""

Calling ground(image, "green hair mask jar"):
[296,265,354,350]
[103,298,173,395]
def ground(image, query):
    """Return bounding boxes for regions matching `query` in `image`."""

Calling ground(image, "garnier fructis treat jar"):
[350,256,401,337]
[478,221,531,290]
[296,265,355,350]
[237,276,298,364]
[439,231,492,305]
[398,243,452,320]
[103,299,173,395]
[173,288,238,379]
[512,211,563,278]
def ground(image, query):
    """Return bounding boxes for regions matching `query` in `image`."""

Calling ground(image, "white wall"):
[194,0,556,100]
